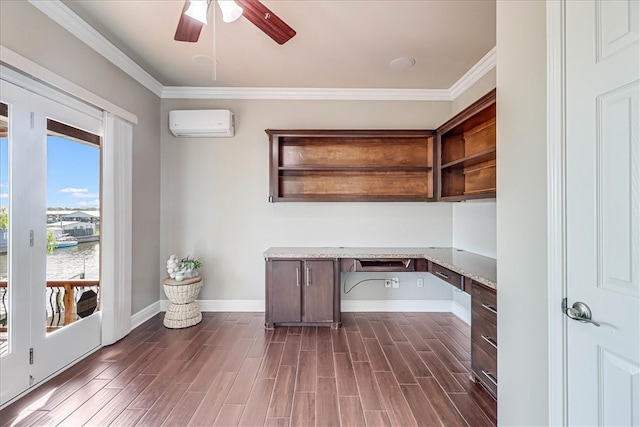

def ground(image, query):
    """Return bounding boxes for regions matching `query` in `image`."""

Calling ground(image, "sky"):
[0,136,100,209]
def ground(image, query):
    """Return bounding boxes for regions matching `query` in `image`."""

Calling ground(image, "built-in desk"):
[264,246,498,398]
[264,247,496,289]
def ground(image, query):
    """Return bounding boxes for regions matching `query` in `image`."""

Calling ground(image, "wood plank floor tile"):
[406,316,436,340]
[316,326,332,342]
[57,387,120,427]
[346,330,369,362]
[418,351,465,393]
[383,319,408,342]
[399,384,442,427]
[160,391,205,427]
[331,327,350,353]
[296,350,317,392]
[267,365,296,418]
[363,410,393,427]
[362,338,391,372]
[134,382,190,426]
[425,338,469,374]
[31,379,111,426]
[369,321,395,346]
[334,352,359,396]
[300,326,317,351]
[353,362,384,411]
[342,312,359,332]
[188,371,237,426]
[258,342,284,379]
[395,341,433,378]
[108,408,146,427]
[280,335,301,366]
[354,315,376,339]
[237,378,275,427]
[374,371,417,427]
[264,417,290,427]
[225,357,262,404]
[381,345,417,384]
[316,377,341,427]
[339,396,366,426]
[291,392,315,427]
[398,324,431,352]
[433,330,471,362]
[214,404,245,426]
[316,341,335,378]
[416,377,469,427]
[448,392,495,427]
[86,375,157,426]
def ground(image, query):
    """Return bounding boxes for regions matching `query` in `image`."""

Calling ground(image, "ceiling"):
[60,0,496,90]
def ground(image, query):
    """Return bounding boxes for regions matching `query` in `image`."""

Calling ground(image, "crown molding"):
[28,0,164,98]
[449,46,497,100]
[161,86,452,101]
[31,0,495,102]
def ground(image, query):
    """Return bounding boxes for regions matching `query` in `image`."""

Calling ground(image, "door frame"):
[546,0,568,425]
[0,50,136,409]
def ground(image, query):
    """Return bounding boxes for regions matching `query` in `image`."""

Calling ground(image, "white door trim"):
[547,0,568,425]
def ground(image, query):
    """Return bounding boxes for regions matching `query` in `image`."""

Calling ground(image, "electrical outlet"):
[391,277,399,288]
[417,278,424,287]
[384,279,392,288]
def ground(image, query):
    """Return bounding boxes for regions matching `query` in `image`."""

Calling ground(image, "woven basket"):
[163,280,202,304]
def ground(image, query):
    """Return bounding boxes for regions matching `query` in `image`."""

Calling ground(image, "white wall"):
[452,201,497,258]
[497,1,549,425]
[161,99,454,301]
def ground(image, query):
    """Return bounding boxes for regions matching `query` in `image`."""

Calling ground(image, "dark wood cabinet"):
[266,129,436,202]
[265,259,340,328]
[471,279,497,398]
[437,89,497,201]
[428,260,464,291]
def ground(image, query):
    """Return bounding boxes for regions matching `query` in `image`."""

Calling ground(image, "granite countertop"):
[264,247,497,289]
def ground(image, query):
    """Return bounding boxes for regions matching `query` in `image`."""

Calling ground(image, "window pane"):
[0,103,8,355]
[45,120,100,332]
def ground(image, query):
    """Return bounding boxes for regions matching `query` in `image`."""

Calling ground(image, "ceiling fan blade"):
[174,0,205,42]
[236,0,296,45]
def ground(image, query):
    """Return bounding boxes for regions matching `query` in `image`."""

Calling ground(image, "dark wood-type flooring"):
[0,312,496,426]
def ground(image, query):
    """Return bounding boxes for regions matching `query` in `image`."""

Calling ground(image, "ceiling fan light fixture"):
[185,0,210,24]
[217,0,243,23]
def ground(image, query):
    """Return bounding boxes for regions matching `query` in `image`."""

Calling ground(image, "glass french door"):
[0,80,103,406]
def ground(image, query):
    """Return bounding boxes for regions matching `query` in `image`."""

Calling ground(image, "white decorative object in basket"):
[163,276,203,328]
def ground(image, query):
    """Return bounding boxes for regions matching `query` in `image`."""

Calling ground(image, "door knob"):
[563,299,600,327]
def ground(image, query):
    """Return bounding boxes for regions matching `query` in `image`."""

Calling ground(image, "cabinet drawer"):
[429,262,463,290]
[472,340,498,397]
[471,281,497,325]
[472,314,498,354]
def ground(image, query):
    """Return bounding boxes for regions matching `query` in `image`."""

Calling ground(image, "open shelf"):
[267,130,436,202]
[437,89,496,200]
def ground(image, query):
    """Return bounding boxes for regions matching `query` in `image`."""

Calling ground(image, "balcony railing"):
[0,280,100,332]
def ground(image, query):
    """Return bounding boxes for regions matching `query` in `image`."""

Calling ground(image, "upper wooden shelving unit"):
[266,130,436,202]
[437,89,496,201]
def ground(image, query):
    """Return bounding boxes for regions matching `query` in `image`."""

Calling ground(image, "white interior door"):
[0,80,103,406]
[565,0,640,425]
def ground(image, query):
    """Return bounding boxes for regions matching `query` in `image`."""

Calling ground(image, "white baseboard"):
[152,299,470,322]
[451,301,471,325]
[340,299,453,312]
[130,300,161,330]
[159,299,265,312]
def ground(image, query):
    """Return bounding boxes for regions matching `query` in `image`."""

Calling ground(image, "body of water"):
[0,241,100,281]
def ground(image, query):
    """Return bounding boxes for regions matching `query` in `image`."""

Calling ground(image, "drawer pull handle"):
[481,303,497,315]
[296,268,300,287]
[481,370,498,386]
[481,335,498,349]
[435,271,450,280]
[306,267,311,286]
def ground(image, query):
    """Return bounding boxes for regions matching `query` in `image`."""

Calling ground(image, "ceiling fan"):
[174,0,296,45]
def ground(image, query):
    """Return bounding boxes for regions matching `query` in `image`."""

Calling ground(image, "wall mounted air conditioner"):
[169,109,235,137]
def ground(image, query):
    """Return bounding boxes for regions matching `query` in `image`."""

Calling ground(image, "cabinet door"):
[268,260,302,323]
[303,260,335,323]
